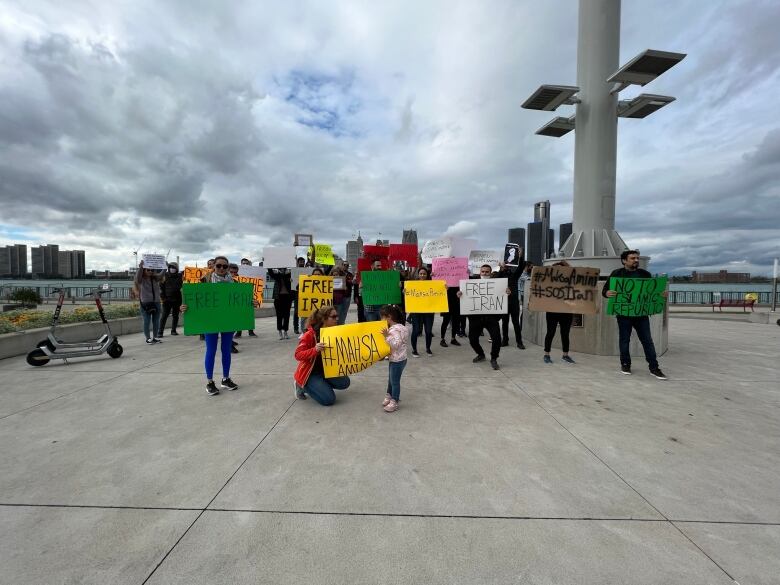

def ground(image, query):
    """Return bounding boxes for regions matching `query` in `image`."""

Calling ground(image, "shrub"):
[0,303,141,333]
[9,288,41,306]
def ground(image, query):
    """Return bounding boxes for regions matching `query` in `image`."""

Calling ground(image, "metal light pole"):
[772,258,778,313]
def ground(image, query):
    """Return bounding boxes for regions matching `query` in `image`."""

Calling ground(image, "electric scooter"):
[26,286,123,366]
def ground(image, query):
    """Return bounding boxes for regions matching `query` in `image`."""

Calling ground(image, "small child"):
[380,304,410,413]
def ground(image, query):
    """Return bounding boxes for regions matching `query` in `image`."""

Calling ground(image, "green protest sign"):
[182,282,255,335]
[606,276,668,317]
[361,270,402,305]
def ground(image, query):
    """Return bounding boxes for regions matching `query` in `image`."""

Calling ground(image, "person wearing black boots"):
[158,262,183,337]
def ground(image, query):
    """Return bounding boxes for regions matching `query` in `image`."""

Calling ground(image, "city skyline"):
[1,1,778,275]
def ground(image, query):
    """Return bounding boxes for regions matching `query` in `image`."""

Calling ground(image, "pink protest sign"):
[431,257,469,287]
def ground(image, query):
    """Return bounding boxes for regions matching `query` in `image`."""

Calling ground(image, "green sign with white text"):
[182,282,255,335]
[606,276,667,317]
[361,270,402,305]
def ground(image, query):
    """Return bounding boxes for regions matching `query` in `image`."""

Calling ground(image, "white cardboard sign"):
[468,250,501,274]
[291,267,314,290]
[421,238,452,263]
[141,254,168,270]
[262,246,297,269]
[238,265,265,278]
[459,278,509,315]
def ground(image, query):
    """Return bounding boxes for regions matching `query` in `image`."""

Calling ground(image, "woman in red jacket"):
[293,305,351,405]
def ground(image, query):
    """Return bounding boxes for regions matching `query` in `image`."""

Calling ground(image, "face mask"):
[169,268,177,273]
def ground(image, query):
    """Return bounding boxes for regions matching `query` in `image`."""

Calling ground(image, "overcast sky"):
[1,0,778,275]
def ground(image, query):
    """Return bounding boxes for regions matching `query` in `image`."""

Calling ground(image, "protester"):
[409,266,435,357]
[157,262,183,337]
[197,258,216,341]
[330,264,350,325]
[268,266,293,340]
[181,255,258,396]
[293,305,351,406]
[235,258,257,337]
[458,264,509,370]
[380,304,410,413]
[133,260,165,344]
[498,259,527,349]
[360,259,384,321]
[602,250,668,379]
[439,281,462,348]
[543,261,576,364]
[292,257,307,335]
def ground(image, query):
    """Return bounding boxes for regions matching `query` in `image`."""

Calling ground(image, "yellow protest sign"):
[234,275,265,306]
[184,267,209,283]
[314,244,335,265]
[319,321,391,378]
[298,275,334,316]
[404,280,449,313]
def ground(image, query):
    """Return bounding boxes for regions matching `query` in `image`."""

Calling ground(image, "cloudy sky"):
[1,0,778,275]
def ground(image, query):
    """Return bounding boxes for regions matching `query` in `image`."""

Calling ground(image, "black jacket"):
[159,271,183,301]
[601,267,652,298]
[267,269,293,298]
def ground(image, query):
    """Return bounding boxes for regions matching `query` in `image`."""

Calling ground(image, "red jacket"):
[294,326,320,387]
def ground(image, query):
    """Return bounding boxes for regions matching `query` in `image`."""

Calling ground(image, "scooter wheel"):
[107,343,123,359]
[27,348,50,367]
[37,339,55,351]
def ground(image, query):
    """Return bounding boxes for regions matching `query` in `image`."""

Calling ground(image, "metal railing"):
[667,290,780,305]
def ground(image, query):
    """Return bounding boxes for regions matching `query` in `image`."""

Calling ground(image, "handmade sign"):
[468,250,501,274]
[357,257,390,274]
[183,266,208,283]
[294,234,313,247]
[291,267,314,290]
[504,244,523,268]
[421,238,452,263]
[606,276,668,317]
[527,265,600,314]
[298,275,334,316]
[450,237,478,259]
[333,277,346,290]
[459,278,509,315]
[319,321,391,378]
[182,283,255,335]
[404,280,449,313]
[362,245,390,258]
[389,243,419,267]
[314,244,335,265]
[141,254,167,270]
[238,265,264,278]
[361,270,402,305]
[233,275,265,306]
[262,246,296,269]
[431,257,469,287]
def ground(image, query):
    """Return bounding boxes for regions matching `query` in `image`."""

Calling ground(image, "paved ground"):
[1,315,778,584]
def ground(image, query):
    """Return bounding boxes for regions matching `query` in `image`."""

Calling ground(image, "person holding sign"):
[457,265,510,370]
[408,267,436,357]
[602,250,668,379]
[181,256,259,396]
[497,259,526,349]
[293,306,351,406]
[542,261,576,365]
[133,260,165,344]
[267,267,294,340]
[235,258,257,338]
[379,304,410,413]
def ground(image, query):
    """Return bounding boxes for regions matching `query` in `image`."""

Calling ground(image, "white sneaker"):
[283,331,289,339]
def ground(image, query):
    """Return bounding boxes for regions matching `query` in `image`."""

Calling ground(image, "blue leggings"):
[204,332,234,380]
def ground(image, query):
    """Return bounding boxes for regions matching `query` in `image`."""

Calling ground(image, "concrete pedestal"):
[522,289,669,358]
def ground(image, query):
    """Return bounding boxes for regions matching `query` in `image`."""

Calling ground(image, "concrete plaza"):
[1,315,778,584]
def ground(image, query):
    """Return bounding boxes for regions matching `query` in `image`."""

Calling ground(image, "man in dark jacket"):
[602,250,667,379]
[158,262,183,336]
[498,259,526,349]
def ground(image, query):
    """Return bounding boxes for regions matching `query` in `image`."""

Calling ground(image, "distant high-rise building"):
[507,228,526,249]
[56,250,85,278]
[376,239,389,246]
[548,228,555,258]
[559,223,573,251]
[528,200,552,263]
[402,229,418,245]
[0,244,27,276]
[345,232,364,270]
[534,200,550,223]
[31,244,59,276]
[527,222,544,265]
[58,251,73,278]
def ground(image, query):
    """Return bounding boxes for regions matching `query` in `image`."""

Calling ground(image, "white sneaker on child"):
[383,399,398,413]
[382,393,392,407]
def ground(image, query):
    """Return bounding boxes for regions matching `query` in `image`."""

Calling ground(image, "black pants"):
[468,316,501,360]
[356,295,366,323]
[501,296,522,344]
[274,294,293,331]
[159,299,181,334]
[544,312,573,353]
[411,314,434,352]
[440,287,461,339]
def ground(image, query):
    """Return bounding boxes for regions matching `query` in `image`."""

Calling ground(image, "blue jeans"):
[140,302,161,340]
[616,316,658,370]
[336,297,351,325]
[364,308,381,322]
[387,359,407,401]
[304,374,351,406]
[204,332,234,380]
[410,313,433,353]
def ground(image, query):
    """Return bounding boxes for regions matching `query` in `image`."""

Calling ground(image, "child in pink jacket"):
[380,304,410,413]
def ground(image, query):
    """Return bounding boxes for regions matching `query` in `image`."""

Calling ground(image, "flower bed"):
[0,304,141,334]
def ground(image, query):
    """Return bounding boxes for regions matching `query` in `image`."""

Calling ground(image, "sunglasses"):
[215,263,228,269]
